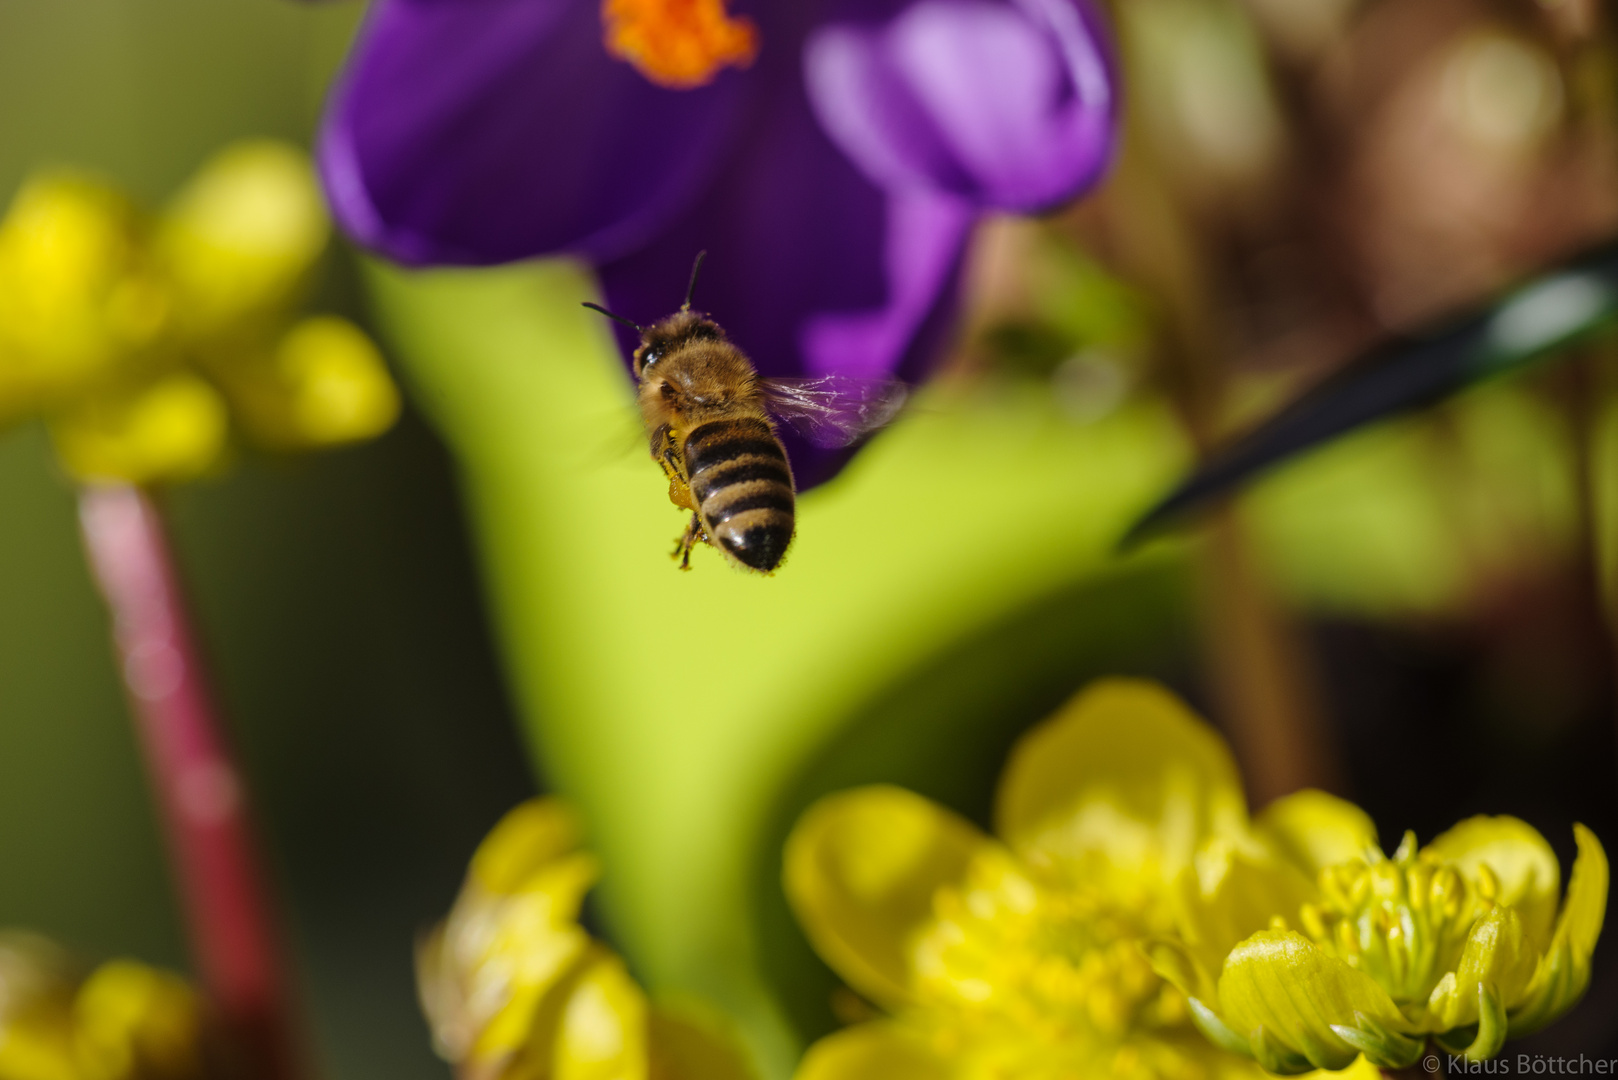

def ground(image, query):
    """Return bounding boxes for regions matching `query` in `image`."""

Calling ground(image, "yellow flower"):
[1155,792,1607,1072]
[0,141,399,485]
[417,797,757,1080]
[783,680,1296,1080]
[0,932,208,1080]
[784,679,1605,1079]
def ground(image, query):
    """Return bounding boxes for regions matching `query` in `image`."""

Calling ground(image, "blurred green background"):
[1,1,1616,1078]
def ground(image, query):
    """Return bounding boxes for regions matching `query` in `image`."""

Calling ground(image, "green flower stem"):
[1553,20,1618,764]
[78,483,305,1080]
[1199,508,1341,804]
[1554,350,1618,702]
[366,259,1188,1077]
[1089,75,1335,803]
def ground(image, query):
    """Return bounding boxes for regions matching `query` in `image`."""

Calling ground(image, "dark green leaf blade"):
[1123,242,1618,546]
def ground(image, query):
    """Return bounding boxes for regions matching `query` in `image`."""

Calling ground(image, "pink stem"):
[78,483,303,1080]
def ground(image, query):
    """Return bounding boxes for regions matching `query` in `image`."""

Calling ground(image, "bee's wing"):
[563,404,646,472]
[760,375,910,448]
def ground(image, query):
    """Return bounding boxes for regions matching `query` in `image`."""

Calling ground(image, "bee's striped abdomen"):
[684,417,795,572]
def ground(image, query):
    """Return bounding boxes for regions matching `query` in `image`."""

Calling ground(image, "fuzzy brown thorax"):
[634,311,767,430]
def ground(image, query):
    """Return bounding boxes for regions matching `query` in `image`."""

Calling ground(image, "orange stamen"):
[601,0,759,90]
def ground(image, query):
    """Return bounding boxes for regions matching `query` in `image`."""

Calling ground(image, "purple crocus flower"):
[319,0,1117,482]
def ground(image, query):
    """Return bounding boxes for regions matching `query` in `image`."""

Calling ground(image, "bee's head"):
[581,252,723,380]
[633,310,725,379]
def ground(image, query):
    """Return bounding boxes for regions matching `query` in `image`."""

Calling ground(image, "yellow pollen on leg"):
[600,0,759,89]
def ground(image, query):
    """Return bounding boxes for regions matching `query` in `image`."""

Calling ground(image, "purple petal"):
[799,189,974,380]
[804,0,1117,212]
[597,63,974,483]
[319,0,746,265]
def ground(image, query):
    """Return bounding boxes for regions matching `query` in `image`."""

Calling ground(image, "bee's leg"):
[672,512,703,570]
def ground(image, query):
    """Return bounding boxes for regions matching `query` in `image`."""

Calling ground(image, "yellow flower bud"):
[215,317,399,450]
[0,175,165,422]
[73,961,206,1080]
[0,933,79,1080]
[0,934,210,1080]
[0,143,397,483]
[419,798,757,1080]
[50,375,229,485]
[156,141,328,346]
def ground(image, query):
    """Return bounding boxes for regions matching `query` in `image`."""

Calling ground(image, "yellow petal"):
[792,1023,949,1080]
[0,173,163,420]
[1554,824,1608,969]
[1175,843,1315,1001]
[1218,930,1409,1072]
[414,924,463,1060]
[473,798,587,895]
[458,937,596,1075]
[73,960,204,1080]
[784,786,992,1007]
[1427,817,1559,947]
[0,934,80,1080]
[996,679,1248,885]
[424,800,602,1072]
[1426,907,1536,1030]
[50,375,228,485]
[445,847,600,1062]
[219,317,400,451]
[1507,824,1608,1036]
[157,140,328,342]
[1145,937,1219,1012]
[1257,790,1378,875]
[0,1028,78,1080]
[1300,1055,1382,1080]
[647,1002,758,1080]
[554,952,649,1080]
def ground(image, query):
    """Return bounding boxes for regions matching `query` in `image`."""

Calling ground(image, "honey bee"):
[584,253,908,573]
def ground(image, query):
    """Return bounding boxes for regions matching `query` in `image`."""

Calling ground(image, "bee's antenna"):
[681,250,707,312]
[581,302,643,334]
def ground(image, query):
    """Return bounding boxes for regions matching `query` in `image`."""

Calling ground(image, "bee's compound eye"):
[640,345,664,370]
